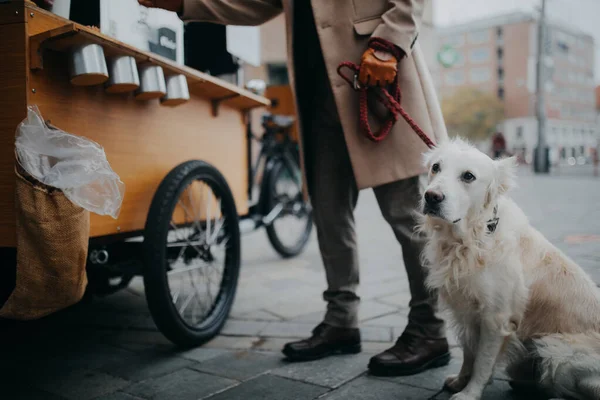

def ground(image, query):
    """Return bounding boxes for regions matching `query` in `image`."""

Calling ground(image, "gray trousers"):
[292,0,444,339]
[303,54,445,340]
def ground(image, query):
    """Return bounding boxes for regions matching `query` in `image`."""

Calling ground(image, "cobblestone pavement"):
[0,166,598,400]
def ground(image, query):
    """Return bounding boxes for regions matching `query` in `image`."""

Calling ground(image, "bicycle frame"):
[241,115,303,230]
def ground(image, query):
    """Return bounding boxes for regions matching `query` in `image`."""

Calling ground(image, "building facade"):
[436,13,597,164]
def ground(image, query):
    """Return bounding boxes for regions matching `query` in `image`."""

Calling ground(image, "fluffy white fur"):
[417,137,600,400]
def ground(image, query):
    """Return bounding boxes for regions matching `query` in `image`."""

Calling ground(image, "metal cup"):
[105,56,140,94]
[69,43,109,86]
[135,65,167,100]
[161,74,190,106]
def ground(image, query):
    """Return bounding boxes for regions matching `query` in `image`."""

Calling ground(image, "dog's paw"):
[449,393,478,400]
[444,374,470,393]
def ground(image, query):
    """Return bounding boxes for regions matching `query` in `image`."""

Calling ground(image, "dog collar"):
[487,206,499,234]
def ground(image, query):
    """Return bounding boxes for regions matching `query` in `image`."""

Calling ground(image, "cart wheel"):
[265,159,313,258]
[143,160,241,347]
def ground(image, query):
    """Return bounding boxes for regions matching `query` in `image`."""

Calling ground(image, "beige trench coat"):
[181,0,448,190]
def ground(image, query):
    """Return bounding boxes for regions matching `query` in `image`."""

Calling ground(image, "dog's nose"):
[424,190,445,205]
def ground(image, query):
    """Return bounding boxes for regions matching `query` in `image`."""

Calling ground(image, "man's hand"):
[138,0,183,13]
[358,48,398,87]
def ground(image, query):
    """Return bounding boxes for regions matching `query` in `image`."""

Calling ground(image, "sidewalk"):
[0,168,598,399]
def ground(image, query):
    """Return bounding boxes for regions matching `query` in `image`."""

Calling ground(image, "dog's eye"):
[462,171,476,182]
[431,163,440,173]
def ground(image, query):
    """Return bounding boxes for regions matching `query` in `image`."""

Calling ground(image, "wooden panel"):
[18,50,248,240]
[265,85,299,142]
[25,3,70,36]
[0,1,27,25]
[0,22,28,247]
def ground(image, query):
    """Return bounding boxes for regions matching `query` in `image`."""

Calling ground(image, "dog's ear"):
[486,156,517,206]
[422,147,439,168]
[495,156,517,195]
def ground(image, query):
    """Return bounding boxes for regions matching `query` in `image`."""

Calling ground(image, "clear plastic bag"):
[15,106,125,219]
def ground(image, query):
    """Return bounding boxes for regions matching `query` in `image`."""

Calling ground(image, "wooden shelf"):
[29,22,270,112]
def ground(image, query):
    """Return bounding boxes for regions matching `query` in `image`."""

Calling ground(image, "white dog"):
[417,137,600,400]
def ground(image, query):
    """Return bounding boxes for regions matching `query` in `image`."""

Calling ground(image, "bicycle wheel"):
[143,160,241,347]
[265,159,313,258]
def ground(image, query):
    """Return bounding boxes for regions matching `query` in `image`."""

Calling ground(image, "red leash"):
[336,38,436,148]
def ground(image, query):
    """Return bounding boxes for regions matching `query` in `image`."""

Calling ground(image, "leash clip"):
[353,73,361,91]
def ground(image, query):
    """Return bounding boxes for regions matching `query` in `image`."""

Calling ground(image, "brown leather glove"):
[358,48,398,87]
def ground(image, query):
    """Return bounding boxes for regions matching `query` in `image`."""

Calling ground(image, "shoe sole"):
[368,352,451,377]
[282,343,362,362]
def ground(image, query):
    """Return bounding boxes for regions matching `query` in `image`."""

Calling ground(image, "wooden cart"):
[0,1,276,346]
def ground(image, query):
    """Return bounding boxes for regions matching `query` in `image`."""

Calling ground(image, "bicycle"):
[241,113,313,258]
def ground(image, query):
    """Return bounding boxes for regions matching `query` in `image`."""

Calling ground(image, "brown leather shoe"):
[368,332,450,376]
[282,322,361,362]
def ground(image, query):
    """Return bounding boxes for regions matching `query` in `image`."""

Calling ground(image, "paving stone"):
[206,374,327,400]
[361,341,396,354]
[98,348,195,382]
[261,296,326,320]
[321,375,436,400]
[41,343,135,371]
[358,300,399,322]
[358,279,410,301]
[124,368,238,400]
[35,369,130,400]
[361,326,393,342]
[3,386,66,400]
[96,392,145,400]
[429,379,514,400]
[245,337,291,352]
[374,291,412,308]
[220,319,269,336]
[290,310,325,324]
[105,330,174,347]
[229,309,284,321]
[191,350,285,381]
[260,321,314,339]
[375,348,463,391]
[202,335,262,350]
[272,352,371,388]
[178,347,231,363]
[362,311,409,328]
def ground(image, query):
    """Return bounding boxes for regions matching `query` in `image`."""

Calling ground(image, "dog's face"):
[421,138,516,224]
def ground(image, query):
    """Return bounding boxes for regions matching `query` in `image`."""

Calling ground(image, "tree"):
[440,87,505,141]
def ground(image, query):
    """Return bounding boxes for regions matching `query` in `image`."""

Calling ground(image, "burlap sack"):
[0,167,90,320]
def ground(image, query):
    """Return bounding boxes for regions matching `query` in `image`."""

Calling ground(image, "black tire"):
[143,160,241,347]
[265,159,313,258]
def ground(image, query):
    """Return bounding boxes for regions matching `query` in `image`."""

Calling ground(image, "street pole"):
[534,0,549,173]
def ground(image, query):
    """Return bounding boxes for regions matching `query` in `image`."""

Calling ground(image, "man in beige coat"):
[141,0,450,376]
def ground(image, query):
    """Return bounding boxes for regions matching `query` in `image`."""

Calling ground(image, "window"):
[444,34,465,48]
[445,70,465,86]
[496,27,503,38]
[455,52,466,67]
[469,68,491,83]
[497,67,504,83]
[468,29,490,44]
[516,126,523,139]
[580,146,585,156]
[556,41,569,54]
[469,48,490,64]
[497,47,504,60]
[267,64,288,85]
[497,87,505,100]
